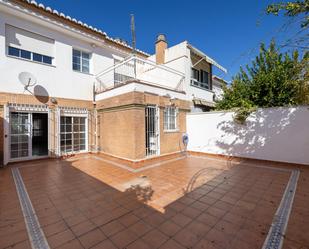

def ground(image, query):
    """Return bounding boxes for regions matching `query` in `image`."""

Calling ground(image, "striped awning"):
[193,98,215,107]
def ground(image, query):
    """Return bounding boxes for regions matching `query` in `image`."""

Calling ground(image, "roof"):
[187,43,227,73]
[212,75,228,85]
[3,0,150,57]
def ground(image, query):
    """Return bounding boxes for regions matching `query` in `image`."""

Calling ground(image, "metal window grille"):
[60,116,86,154]
[163,106,177,131]
[145,106,159,156]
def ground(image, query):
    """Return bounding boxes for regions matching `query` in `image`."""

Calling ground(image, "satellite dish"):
[18,72,37,91]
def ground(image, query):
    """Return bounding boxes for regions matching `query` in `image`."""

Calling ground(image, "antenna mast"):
[131,14,136,55]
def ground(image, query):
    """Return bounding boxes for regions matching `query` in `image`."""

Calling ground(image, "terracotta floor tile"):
[186,220,211,238]
[3,155,308,249]
[127,239,152,249]
[159,239,186,249]
[193,238,217,249]
[78,228,106,249]
[110,228,138,248]
[71,220,96,237]
[91,239,118,249]
[56,239,84,249]
[173,228,200,248]
[158,220,182,237]
[128,219,152,236]
[100,220,126,237]
[171,213,192,227]
[118,213,140,227]
[43,220,68,237]
[47,229,75,248]
[142,229,169,248]
[196,213,219,227]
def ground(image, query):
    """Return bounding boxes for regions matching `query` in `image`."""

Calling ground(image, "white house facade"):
[0,0,226,166]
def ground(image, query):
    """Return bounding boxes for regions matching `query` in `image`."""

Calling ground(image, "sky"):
[37,0,296,82]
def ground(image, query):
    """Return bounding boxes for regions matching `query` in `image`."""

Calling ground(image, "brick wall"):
[160,109,187,155]
[98,106,145,160]
[0,92,94,164]
[96,91,190,160]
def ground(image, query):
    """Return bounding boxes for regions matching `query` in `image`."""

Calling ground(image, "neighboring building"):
[212,75,228,102]
[0,0,226,165]
[147,37,227,112]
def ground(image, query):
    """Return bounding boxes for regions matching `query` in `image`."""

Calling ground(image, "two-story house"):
[146,36,227,112]
[0,0,226,166]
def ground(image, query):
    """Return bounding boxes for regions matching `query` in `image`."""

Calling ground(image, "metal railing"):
[95,55,185,93]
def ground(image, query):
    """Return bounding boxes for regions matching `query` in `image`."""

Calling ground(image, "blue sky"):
[37,0,295,82]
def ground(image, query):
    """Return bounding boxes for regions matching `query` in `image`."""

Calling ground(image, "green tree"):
[266,0,309,49]
[267,0,309,28]
[216,41,309,111]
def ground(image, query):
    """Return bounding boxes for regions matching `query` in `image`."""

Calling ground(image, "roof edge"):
[4,0,150,57]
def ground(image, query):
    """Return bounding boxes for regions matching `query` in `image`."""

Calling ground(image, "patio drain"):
[262,169,300,249]
[11,167,50,249]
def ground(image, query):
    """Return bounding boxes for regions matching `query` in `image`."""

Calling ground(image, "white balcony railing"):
[95,55,185,93]
[190,78,210,91]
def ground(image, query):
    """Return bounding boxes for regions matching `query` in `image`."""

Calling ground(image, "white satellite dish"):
[18,72,37,92]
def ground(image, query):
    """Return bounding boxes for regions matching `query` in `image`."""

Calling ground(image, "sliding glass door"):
[10,112,30,159]
[9,112,48,160]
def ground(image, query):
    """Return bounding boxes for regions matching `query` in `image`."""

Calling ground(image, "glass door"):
[10,112,30,159]
[60,116,87,154]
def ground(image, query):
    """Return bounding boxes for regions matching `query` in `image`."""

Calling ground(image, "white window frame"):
[72,48,91,74]
[163,106,178,132]
[59,114,88,155]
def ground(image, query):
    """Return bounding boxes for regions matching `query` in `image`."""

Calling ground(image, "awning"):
[188,43,227,73]
[193,98,215,107]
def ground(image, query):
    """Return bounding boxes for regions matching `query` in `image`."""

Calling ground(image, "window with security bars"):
[163,106,178,131]
[60,116,86,153]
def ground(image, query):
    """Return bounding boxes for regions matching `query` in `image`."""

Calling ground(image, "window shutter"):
[5,25,54,57]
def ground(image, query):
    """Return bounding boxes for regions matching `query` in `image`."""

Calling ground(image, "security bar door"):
[145,106,159,156]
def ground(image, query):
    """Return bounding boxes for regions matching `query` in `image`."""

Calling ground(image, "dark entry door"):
[32,113,48,156]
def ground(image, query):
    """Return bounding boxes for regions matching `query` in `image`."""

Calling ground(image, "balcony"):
[190,78,211,91]
[95,55,185,94]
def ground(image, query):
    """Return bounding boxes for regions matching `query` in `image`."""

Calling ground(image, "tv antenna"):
[131,14,136,55]
[18,72,37,94]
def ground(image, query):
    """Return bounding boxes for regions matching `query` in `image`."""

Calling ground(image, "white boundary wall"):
[187,106,309,165]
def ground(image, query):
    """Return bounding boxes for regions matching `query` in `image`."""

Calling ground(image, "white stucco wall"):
[153,41,215,104]
[187,106,309,165]
[0,5,127,101]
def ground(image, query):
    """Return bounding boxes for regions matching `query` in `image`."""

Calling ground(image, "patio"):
[0,154,308,249]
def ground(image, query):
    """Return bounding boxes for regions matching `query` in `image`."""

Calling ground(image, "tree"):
[267,0,309,28]
[216,41,309,111]
[266,0,309,49]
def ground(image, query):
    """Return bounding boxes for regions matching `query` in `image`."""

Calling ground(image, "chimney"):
[155,34,167,64]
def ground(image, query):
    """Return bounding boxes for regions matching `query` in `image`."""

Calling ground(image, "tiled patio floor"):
[0,154,308,249]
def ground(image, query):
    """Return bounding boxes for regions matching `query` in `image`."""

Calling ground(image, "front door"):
[145,106,160,157]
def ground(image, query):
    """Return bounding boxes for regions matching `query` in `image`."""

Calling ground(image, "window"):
[191,68,199,81]
[8,46,53,65]
[60,116,86,153]
[164,106,178,131]
[200,70,209,89]
[6,25,54,65]
[190,68,210,90]
[73,49,90,73]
